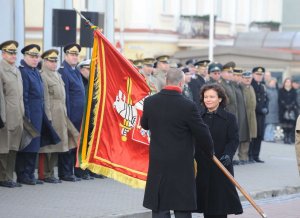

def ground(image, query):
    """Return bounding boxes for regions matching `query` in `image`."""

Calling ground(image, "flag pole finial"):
[73,8,103,31]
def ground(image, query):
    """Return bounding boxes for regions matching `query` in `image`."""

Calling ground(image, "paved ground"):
[0,141,300,218]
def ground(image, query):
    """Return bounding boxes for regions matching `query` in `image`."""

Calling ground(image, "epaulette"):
[19,64,24,68]
[60,66,64,69]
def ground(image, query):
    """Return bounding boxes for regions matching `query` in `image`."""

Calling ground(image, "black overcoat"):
[141,89,214,211]
[251,80,269,137]
[195,108,243,215]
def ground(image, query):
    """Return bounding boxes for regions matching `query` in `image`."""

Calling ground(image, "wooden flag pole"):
[212,156,267,218]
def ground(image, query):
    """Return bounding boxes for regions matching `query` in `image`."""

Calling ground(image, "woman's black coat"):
[195,107,243,215]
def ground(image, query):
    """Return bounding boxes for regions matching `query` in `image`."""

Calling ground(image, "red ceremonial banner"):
[78,29,151,188]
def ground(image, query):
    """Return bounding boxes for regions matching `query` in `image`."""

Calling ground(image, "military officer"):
[232,68,250,165]
[182,68,193,101]
[249,67,269,163]
[220,62,238,118]
[38,49,79,183]
[241,71,257,163]
[78,59,91,89]
[207,62,222,84]
[15,44,45,185]
[189,60,210,110]
[141,58,158,95]
[58,43,86,181]
[153,55,170,91]
[133,59,144,72]
[0,40,24,188]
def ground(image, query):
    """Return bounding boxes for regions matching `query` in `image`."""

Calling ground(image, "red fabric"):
[86,30,151,182]
[38,153,45,180]
[164,85,182,93]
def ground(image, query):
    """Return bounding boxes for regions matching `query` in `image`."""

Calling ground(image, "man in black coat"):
[141,68,214,218]
[250,67,269,163]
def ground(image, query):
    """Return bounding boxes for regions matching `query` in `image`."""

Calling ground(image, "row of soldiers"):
[133,56,268,165]
[0,40,104,188]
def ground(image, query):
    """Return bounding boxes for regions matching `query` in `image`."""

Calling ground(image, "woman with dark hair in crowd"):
[194,83,243,218]
[278,78,298,144]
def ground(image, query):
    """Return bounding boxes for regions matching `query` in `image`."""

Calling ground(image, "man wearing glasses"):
[0,40,24,188]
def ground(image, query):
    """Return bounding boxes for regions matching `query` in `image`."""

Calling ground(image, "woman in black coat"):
[278,78,298,144]
[195,84,243,218]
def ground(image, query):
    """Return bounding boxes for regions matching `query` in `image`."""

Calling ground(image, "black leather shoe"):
[13,182,22,187]
[44,177,61,184]
[17,178,36,185]
[60,175,81,182]
[232,160,240,165]
[254,158,265,163]
[35,179,44,184]
[8,180,22,187]
[81,174,94,180]
[93,174,106,179]
[0,180,16,188]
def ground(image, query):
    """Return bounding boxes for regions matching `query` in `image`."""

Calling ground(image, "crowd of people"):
[135,56,299,166]
[0,40,105,188]
[0,38,299,217]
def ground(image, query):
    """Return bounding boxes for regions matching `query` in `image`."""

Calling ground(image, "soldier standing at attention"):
[219,62,238,119]
[241,71,257,164]
[16,44,44,185]
[38,49,79,183]
[249,67,269,163]
[0,40,24,188]
[58,43,87,181]
[231,68,249,165]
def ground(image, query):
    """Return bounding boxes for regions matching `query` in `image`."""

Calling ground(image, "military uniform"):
[189,60,210,111]
[15,44,45,185]
[38,49,79,183]
[58,43,85,181]
[241,72,257,162]
[153,55,170,91]
[0,40,24,188]
[140,58,158,95]
[220,63,238,118]
[232,69,250,163]
[249,67,269,163]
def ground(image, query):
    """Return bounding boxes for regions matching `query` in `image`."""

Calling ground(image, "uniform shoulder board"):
[19,64,24,68]
[60,66,64,69]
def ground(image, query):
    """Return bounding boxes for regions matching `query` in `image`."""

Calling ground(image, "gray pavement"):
[0,141,300,218]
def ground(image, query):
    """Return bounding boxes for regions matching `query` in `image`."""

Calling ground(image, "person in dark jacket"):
[58,43,86,181]
[188,60,210,111]
[15,44,45,185]
[278,78,298,144]
[141,68,214,218]
[249,67,269,163]
[195,83,243,218]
